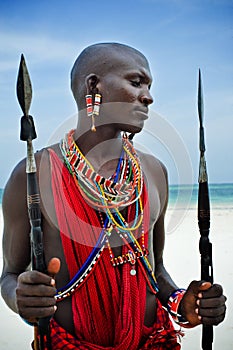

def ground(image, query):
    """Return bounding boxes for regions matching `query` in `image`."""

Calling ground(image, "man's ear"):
[85,74,99,94]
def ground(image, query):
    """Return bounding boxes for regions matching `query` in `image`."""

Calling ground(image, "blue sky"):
[0,0,232,187]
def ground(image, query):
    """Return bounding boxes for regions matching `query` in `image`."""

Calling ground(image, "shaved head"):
[70,42,149,109]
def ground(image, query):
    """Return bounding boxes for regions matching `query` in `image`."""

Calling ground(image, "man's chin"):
[121,123,143,134]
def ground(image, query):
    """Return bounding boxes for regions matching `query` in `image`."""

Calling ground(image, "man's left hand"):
[180,280,227,327]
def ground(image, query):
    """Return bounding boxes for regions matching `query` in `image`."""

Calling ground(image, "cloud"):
[0,30,80,71]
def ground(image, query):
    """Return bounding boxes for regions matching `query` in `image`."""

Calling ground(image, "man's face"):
[97,51,154,134]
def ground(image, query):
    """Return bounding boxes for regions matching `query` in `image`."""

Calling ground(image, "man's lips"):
[133,108,149,120]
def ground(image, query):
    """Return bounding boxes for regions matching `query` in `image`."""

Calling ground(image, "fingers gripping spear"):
[197,69,214,350]
[17,55,51,350]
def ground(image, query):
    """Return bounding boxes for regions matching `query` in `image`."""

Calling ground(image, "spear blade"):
[198,69,204,125]
[198,70,207,184]
[17,54,32,117]
[198,69,205,154]
[17,54,37,142]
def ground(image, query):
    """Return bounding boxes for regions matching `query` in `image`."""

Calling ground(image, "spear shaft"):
[17,54,51,350]
[197,69,214,350]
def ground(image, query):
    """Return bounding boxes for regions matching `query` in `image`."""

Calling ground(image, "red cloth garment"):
[140,299,183,349]
[47,149,181,349]
[32,300,182,350]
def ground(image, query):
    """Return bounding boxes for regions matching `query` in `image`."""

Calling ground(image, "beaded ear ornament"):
[85,93,101,132]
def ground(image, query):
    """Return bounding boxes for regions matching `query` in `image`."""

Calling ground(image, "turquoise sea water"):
[0,183,232,208]
[169,183,233,209]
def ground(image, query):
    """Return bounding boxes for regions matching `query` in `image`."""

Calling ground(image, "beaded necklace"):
[57,130,159,299]
[60,130,143,209]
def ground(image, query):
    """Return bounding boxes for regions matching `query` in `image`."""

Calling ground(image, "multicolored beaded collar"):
[60,130,143,208]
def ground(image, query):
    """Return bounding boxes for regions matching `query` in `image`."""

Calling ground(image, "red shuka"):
[45,149,181,349]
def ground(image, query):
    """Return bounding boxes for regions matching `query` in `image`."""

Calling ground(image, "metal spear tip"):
[16,53,32,117]
[198,68,204,127]
[198,68,206,153]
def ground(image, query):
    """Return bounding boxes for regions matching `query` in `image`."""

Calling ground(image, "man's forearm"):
[1,273,19,313]
[155,262,179,306]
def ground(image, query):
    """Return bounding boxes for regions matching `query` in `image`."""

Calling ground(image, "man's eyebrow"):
[125,71,152,84]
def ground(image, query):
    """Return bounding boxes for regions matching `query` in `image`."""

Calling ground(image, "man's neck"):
[73,125,123,178]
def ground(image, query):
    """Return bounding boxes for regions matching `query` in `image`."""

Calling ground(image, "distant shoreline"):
[1,183,233,207]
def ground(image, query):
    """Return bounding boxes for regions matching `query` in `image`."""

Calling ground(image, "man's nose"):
[140,91,153,106]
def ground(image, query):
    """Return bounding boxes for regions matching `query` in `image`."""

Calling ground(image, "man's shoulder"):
[35,143,61,165]
[137,150,168,216]
[137,150,168,178]
[4,143,60,190]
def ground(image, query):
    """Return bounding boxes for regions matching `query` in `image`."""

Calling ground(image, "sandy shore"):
[164,206,233,350]
[0,206,232,349]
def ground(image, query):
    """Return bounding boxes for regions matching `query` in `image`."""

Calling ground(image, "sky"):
[0,0,232,188]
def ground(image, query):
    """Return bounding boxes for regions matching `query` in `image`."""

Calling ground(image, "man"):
[1,43,226,349]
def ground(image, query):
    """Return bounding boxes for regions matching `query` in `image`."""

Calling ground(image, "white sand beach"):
[0,206,232,349]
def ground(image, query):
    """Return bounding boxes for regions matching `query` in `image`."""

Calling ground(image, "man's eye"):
[131,80,141,87]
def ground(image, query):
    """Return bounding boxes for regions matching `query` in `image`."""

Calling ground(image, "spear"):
[17,54,51,350]
[197,69,214,350]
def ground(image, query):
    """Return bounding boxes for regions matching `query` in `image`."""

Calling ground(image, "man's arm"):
[153,211,180,306]
[142,153,180,304]
[0,159,57,322]
[1,159,31,312]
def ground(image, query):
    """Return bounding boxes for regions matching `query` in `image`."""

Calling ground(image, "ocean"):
[168,183,233,209]
[0,183,232,208]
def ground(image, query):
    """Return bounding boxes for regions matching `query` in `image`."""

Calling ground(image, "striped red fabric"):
[32,300,182,349]
[47,149,181,349]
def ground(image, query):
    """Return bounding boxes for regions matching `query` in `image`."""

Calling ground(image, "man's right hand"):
[16,257,60,323]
